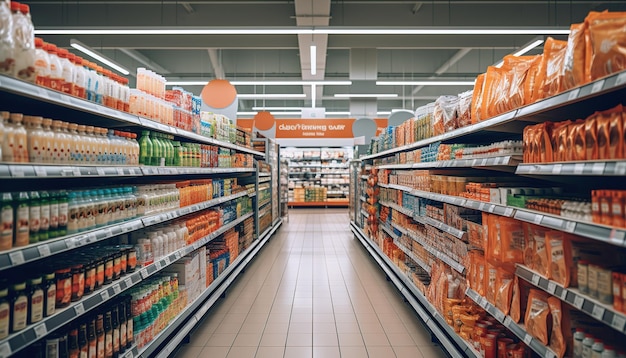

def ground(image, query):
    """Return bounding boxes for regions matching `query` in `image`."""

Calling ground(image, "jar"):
[119,248,128,276]
[84,261,96,295]
[27,276,44,324]
[113,251,122,281]
[55,267,72,308]
[104,254,114,285]
[126,247,137,273]
[95,257,105,289]
[71,264,85,302]
[0,285,9,339]
[42,272,56,317]
[10,281,28,333]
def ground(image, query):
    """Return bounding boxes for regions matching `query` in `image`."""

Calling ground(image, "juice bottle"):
[47,44,63,91]
[94,189,108,227]
[130,133,139,165]
[72,54,86,98]
[0,192,13,250]
[48,190,58,238]
[138,131,152,166]
[0,111,7,162]
[57,48,74,95]
[10,113,27,162]
[151,132,164,166]
[28,190,40,244]
[33,37,49,87]
[50,120,63,163]
[26,115,44,163]
[95,66,105,105]
[14,191,29,247]
[67,123,80,163]
[39,190,49,241]
[59,121,72,164]
[0,0,14,76]
[82,190,96,231]
[41,118,53,163]
[77,125,88,164]
[11,2,35,82]
[107,129,119,165]
[166,135,175,166]
[85,125,96,163]
[67,191,79,235]
[57,190,68,236]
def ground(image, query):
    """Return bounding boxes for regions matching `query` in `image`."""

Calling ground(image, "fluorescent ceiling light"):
[326,111,351,115]
[237,111,302,115]
[310,45,317,75]
[334,94,398,98]
[237,94,306,99]
[166,80,351,86]
[512,39,544,56]
[376,80,475,86]
[36,27,570,36]
[70,39,130,75]
[252,106,303,111]
[377,111,391,115]
[311,84,316,108]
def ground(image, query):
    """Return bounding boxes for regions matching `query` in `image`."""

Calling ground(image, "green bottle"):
[39,191,50,241]
[57,190,68,237]
[14,191,29,247]
[29,191,41,244]
[172,141,181,167]
[138,131,152,166]
[1,192,13,251]
[165,135,173,166]
[151,132,163,166]
[48,191,59,239]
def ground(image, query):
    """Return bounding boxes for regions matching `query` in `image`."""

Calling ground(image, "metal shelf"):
[0,191,249,272]
[379,200,414,217]
[0,75,264,158]
[0,211,254,357]
[259,176,272,183]
[378,155,521,170]
[360,195,367,202]
[381,223,400,240]
[515,264,626,335]
[362,70,626,161]
[516,160,626,176]
[397,225,466,274]
[392,238,432,274]
[350,222,479,358]
[465,288,559,358]
[0,164,255,179]
[413,215,466,241]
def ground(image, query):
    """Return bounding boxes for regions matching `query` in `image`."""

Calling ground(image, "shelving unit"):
[283,147,352,207]
[351,70,626,358]
[0,75,282,358]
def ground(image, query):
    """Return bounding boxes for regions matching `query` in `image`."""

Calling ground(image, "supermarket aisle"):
[173,209,447,358]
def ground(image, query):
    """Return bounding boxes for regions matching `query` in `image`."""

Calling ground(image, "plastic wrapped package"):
[541,38,569,99]
[414,102,435,141]
[524,54,544,104]
[524,223,551,277]
[586,11,626,81]
[562,22,588,90]
[547,297,566,358]
[481,66,505,120]
[433,95,458,135]
[456,90,473,128]
[524,289,551,345]
[491,65,514,116]
[546,231,573,287]
[471,74,486,124]
[510,276,521,323]
[495,268,515,315]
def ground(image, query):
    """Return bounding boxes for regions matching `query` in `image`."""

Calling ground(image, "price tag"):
[564,221,576,233]
[504,208,514,217]
[591,162,605,175]
[551,164,563,174]
[125,351,134,358]
[547,282,557,294]
[155,261,162,270]
[591,79,605,94]
[488,204,496,213]
[124,277,133,288]
[0,342,12,357]
[494,157,502,165]
[611,314,626,331]
[592,305,605,320]
[73,167,81,176]
[116,168,125,176]
[616,72,626,86]
[531,275,540,286]
[609,230,626,245]
[65,238,77,249]
[96,167,105,176]
[37,244,51,257]
[503,316,513,328]
[523,334,533,345]
[479,203,486,211]
[74,303,85,315]
[164,256,171,265]
[35,166,47,177]
[574,296,585,309]
[573,163,585,174]
[533,215,543,225]
[174,251,181,260]
[567,88,580,101]
[139,268,149,279]
[112,284,121,295]
[495,310,505,322]
[34,322,48,338]
[9,251,25,265]
[615,162,626,175]
[10,166,25,177]
[100,290,109,301]
[545,350,556,358]
[560,289,568,301]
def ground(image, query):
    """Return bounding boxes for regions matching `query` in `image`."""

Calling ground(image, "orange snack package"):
[485,261,498,304]
[491,64,514,116]
[538,122,555,163]
[471,74,486,124]
[608,105,624,159]
[525,289,551,345]
[571,119,587,161]
[586,11,626,81]
[524,223,550,277]
[523,124,535,163]
[552,121,572,162]
[562,22,588,91]
[510,276,522,323]
[495,268,515,315]
[547,297,566,358]
[541,38,568,98]
[585,113,598,160]
[497,217,526,266]
[546,231,573,287]
[503,55,536,110]
[596,109,611,160]
[523,54,544,104]
[481,66,504,120]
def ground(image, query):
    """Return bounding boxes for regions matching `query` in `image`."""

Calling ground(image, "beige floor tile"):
[288,322,313,334]
[339,346,368,358]
[290,313,313,323]
[187,331,213,347]
[255,346,285,358]
[417,344,447,357]
[259,333,287,346]
[264,323,289,334]
[382,321,410,334]
[312,313,335,323]
[213,321,243,334]
[312,322,336,333]
[334,313,357,323]
[239,322,266,334]
[284,347,313,358]
[337,333,365,346]
[226,346,257,358]
[335,321,361,334]
[266,313,291,324]
[205,333,237,347]
[198,346,230,358]
[393,346,425,358]
[362,332,390,346]
[367,346,397,358]
[245,313,269,324]
[313,346,340,358]
[387,332,417,347]
[358,322,385,334]
[286,333,313,346]
[313,333,339,347]
[233,332,263,347]
[173,344,203,358]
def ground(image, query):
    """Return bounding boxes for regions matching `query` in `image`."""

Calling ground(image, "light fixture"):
[310,45,317,75]
[494,37,544,68]
[376,80,475,86]
[36,27,571,36]
[70,39,130,75]
[252,106,303,111]
[166,80,352,86]
[236,111,302,115]
[334,94,398,98]
[237,94,306,99]
[311,84,316,108]
[326,111,351,115]
[377,111,392,115]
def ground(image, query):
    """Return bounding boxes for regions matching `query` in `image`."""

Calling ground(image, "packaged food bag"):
[539,37,568,99]
[456,90,473,128]
[471,74,486,124]
[495,268,515,315]
[524,289,551,345]
[546,231,573,287]
[586,11,626,81]
[562,22,588,90]
[547,297,566,358]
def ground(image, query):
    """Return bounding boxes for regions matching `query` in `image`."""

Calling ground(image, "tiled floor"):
[173,209,447,358]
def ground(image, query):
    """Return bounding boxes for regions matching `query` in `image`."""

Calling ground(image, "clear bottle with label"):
[14,190,29,247]
[72,54,87,99]
[11,2,35,82]
[0,192,12,251]
[39,190,50,241]
[47,43,63,91]
[50,120,63,163]
[10,113,28,162]
[67,191,79,235]
[0,111,11,162]
[0,0,14,77]
[138,131,152,166]
[67,123,80,163]
[0,285,8,339]
[95,66,105,105]
[583,334,595,358]
[57,48,74,95]
[47,191,59,239]
[9,281,27,332]
[42,272,55,317]
[104,310,113,358]
[33,37,49,87]
[57,190,68,237]
[592,340,605,358]
[41,118,54,163]
[603,346,617,358]
[26,115,44,163]
[28,190,40,243]
[77,125,89,164]
[26,276,43,324]
[84,191,96,231]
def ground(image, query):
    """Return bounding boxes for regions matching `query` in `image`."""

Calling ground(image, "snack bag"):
[457,90,473,128]
[485,261,498,304]
[481,66,502,120]
[524,54,544,104]
[541,38,568,98]
[471,74,486,124]
[585,113,598,160]
[524,223,550,277]
[562,22,588,90]
[547,297,566,358]
[525,289,551,345]
[510,276,522,323]
[586,11,626,81]
[435,95,460,134]
[546,231,573,287]
[495,268,515,315]
[571,119,587,161]
[504,55,536,110]
[498,217,526,266]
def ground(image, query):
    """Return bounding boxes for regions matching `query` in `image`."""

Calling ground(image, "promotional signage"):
[236,117,388,139]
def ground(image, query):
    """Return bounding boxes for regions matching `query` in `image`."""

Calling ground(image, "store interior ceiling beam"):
[119,48,170,74]
[207,48,225,79]
[181,2,195,13]
[411,47,471,95]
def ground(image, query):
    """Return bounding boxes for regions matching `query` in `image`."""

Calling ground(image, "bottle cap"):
[34,37,43,48]
[10,2,20,12]
[19,3,29,14]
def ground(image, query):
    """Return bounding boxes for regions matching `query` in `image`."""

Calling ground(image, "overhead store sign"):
[236,117,388,139]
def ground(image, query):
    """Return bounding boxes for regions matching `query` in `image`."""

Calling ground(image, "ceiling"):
[29,0,626,118]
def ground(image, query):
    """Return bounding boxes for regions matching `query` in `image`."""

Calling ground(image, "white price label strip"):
[592,305,605,320]
[574,296,585,309]
[591,162,605,175]
[564,221,576,233]
[547,282,557,294]
[9,251,25,265]
[125,351,134,358]
[568,88,580,101]
[545,350,556,358]
[503,316,513,328]
[591,79,605,93]
[495,310,505,322]
[164,256,171,265]
[140,268,149,279]
[112,284,121,295]
[531,275,540,285]
[551,164,563,174]
[124,278,133,288]
[533,215,543,225]
[38,245,51,257]
[155,261,162,270]
[35,167,47,177]
[523,334,533,345]
[101,290,110,301]
[611,314,626,331]
[0,342,12,357]
[504,208,514,217]
[65,238,76,249]
[560,289,568,301]
[34,323,48,338]
[616,72,626,86]
[74,303,85,315]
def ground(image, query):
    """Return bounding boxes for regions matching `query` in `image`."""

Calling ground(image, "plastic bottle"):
[47,43,63,91]
[0,192,13,250]
[57,48,74,95]
[50,120,64,163]
[72,54,87,99]
[26,115,44,163]
[138,131,152,166]
[77,125,89,164]
[39,190,49,241]
[583,334,595,358]
[84,191,96,230]
[57,190,68,237]
[0,0,14,76]
[0,111,11,162]
[592,339,604,358]
[14,191,29,247]
[67,122,80,163]
[67,191,79,235]
[41,118,53,163]
[11,2,35,82]
[603,346,617,358]
[33,37,49,87]
[10,113,27,162]
[48,190,58,238]
[95,66,105,105]
[85,125,97,163]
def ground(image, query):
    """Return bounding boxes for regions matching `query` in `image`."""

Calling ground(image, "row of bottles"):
[0,111,140,165]
[0,1,35,81]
